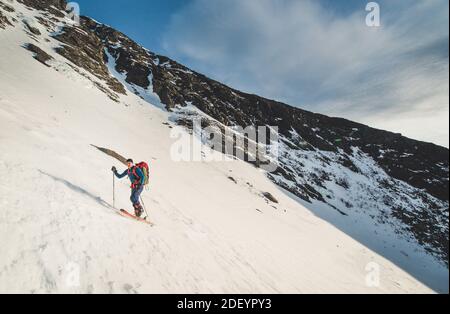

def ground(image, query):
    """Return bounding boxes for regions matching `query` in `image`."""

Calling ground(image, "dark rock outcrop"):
[0,1,14,12]
[52,19,126,95]
[18,0,66,17]
[262,192,279,204]
[91,145,127,165]
[23,19,41,35]
[0,11,11,29]
[0,1,13,29]
[23,43,53,66]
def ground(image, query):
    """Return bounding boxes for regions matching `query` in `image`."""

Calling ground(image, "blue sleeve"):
[115,169,128,179]
[136,167,145,185]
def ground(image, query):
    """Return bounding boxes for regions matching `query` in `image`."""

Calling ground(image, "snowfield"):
[0,0,446,293]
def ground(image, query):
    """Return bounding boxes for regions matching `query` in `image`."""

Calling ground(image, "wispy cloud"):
[162,0,449,147]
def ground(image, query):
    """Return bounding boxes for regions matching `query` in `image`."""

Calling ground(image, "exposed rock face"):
[0,11,11,28]
[52,18,126,95]
[17,0,66,17]
[23,43,53,66]
[0,1,14,12]
[23,19,40,35]
[0,1,13,28]
[262,192,279,204]
[6,0,449,265]
[91,145,127,165]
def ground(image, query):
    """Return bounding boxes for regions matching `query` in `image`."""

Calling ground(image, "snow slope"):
[0,1,444,293]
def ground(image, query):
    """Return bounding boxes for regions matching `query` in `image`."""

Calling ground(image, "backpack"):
[134,161,150,186]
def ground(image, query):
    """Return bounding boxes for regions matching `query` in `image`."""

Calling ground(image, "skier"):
[112,159,145,217]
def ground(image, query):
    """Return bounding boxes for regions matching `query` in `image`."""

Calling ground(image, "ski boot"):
[134,204,144,218]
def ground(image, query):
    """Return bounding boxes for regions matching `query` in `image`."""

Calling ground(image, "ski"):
[119,209,154,226]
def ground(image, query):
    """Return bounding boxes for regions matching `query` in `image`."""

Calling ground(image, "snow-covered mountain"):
[0,0,448,293]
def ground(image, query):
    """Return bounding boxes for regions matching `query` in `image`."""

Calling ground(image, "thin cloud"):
[162,0,449,147]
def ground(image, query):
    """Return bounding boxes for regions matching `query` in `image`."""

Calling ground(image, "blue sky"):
[75,0,192,51]
[74,0,449,147]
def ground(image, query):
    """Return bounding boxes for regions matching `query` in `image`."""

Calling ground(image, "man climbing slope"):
[112,159,145,217]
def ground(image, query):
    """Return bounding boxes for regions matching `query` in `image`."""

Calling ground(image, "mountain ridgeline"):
[3,0,449,265]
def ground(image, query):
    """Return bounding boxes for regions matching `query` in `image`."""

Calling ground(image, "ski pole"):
[113,172,116,209]
[140,196,149,218]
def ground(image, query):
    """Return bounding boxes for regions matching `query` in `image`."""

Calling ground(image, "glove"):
[111,166,117,172]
